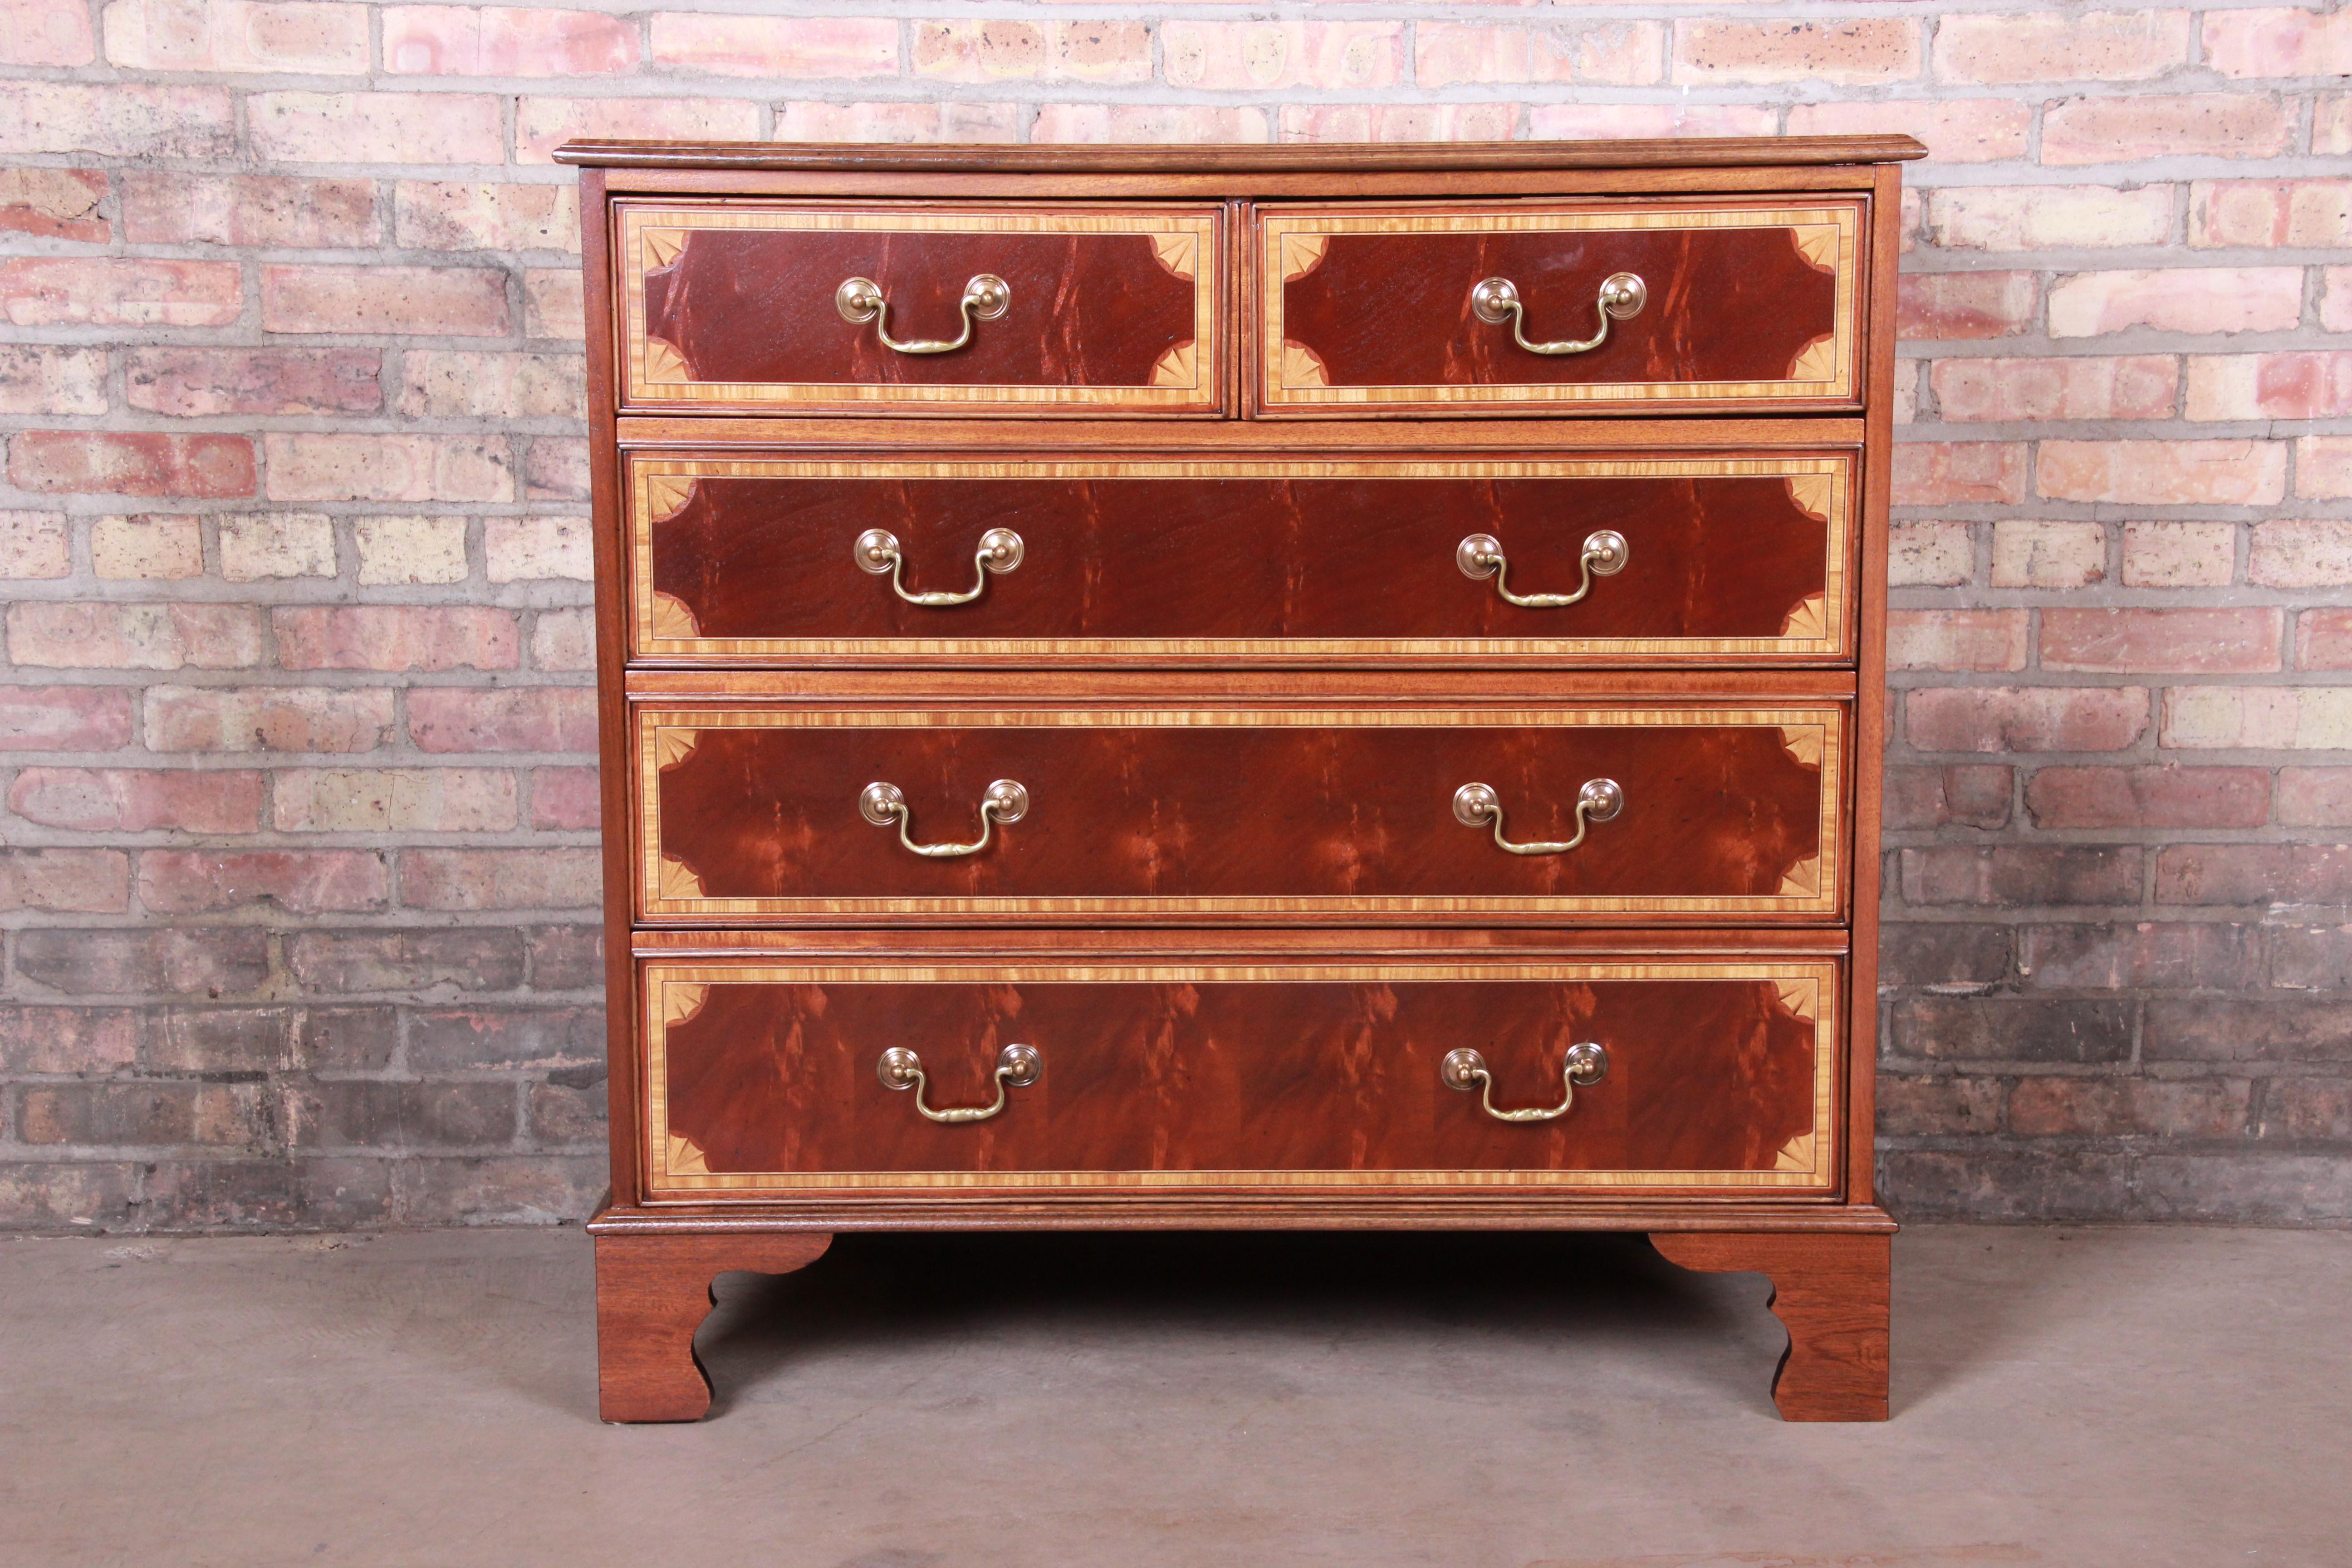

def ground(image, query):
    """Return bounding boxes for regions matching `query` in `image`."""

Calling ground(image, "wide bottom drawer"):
[641,949,1841,1200]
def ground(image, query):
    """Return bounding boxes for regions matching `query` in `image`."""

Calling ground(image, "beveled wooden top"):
[554,136,1927,172]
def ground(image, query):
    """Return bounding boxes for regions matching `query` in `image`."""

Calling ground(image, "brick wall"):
[2,0,2346,1229]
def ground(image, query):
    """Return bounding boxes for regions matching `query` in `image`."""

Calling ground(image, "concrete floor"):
[3,1227,2346,1567]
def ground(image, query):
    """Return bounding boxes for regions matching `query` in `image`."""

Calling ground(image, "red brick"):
[2278,769,2352,827]
[8,431,254,497]
[2188,179,2352,249]
[528,767,601,830]
[248,91,503,164]
[0,1007,143,1074]
[1162,22,1405,90]
[261,265,509,338]
[2046,268,2303,338]
[1932,356,2178,422]
[2155,844,2352,907]
[138,849,387,915]
[2250,520,2352,588]
[399,848,601,911]
[393,182,576,253]
[407,688,596,754]
[0,168,109,241]
[1901,845,2142,907]
[384,6,637,75]
[915,19,1151,84]
[1879,1075,2004,1138]
[522,269,582,338]
[1785,100,2030,162]
[653,13,898,77]
[274,607,520,673]
[1416,22,1663,87]
[1892,442,2028,506]
[2,83,236,159]
[1889,521,1974,587]
[1896,272,2035,340]
[2302,437,2352,500]
[1992,521,2108,588]
[1525,104,1775,140]
[0,347,105,416]
[2042,94,2295,165]
[1,0,96,64]
[2299,610,2352,671]
[2185,353,2352,422]
[0,687,135,752]
[1886,765,2014,830]
[121,172,376,247]
[15,925,270,995]
[528,609,594,671]
[1277,104,1520,144]
[0,509,71,574]
[7,602,263,670]
[273,768,516,833]
[103,0,368,72]
[0,255,240,327]
[126,348,380,418]
[1906,686,2150,754]
[0,849,132,913]
[1927,184,2175,251]
[9,767,266,833]
[2203,7,2352,78]
[1671,17,1919,84]
[1033,105,1271,144]
[2010,1078,2249,1139]
[1889,609,2028,671]
[143,686,394,754]
[522,441,589,503]
[2038,440,2286,506]
[2026,766,2271,829]
[514,96,764,164]
[2024,921,2264,991]
[2041,608,2283,674]
[1934,10,2190,83]
[263,433,510,503]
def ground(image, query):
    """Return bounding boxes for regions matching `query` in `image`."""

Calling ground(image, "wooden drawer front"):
[631,453,1853,664]
[643,956,1840,1197]
[1258,200,1862,414]
[637,702,1845,922]
[618,203,1224,414]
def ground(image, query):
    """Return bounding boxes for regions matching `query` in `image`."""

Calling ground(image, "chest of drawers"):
[560,137,1921,1424]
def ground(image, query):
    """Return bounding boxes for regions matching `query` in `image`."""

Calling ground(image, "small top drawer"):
[617,201,1226,415]
[1257,198,1865,416]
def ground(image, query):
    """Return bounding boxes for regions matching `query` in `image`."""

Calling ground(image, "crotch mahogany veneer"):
[560,136,1921,1424]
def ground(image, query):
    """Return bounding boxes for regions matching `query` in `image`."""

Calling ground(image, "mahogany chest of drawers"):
[558,136,1921,1423]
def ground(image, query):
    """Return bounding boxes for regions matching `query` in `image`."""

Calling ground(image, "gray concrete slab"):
[2,1225,2345,1567]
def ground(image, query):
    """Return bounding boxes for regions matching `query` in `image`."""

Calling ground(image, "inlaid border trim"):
[635,704,1846,919]
[618,203,1223,411]
[627,454,1854,661]
[1258,203,1861,408]
[642,959,1841,1195]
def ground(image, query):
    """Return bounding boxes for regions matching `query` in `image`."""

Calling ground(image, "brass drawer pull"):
[859,778,1028,858]
[857,527,1023,607]
[836,273,1010,355]
[1470,272,1646,356]
[1457,529,1628,608]
[1442,1044,1607,1123]
[877,1043,1040,1124]
[1453,778,1622,856]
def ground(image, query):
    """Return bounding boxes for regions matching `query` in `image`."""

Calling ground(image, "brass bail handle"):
[857,527,1024,607]
[1442,1043,1609,1123]
[837,273,1011,355]
[1453,778,1623,856]
[878,1043,1041,1124]
[1470,271,1646,356]
[859,778,1028,858]
[1457,529,1629,608]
